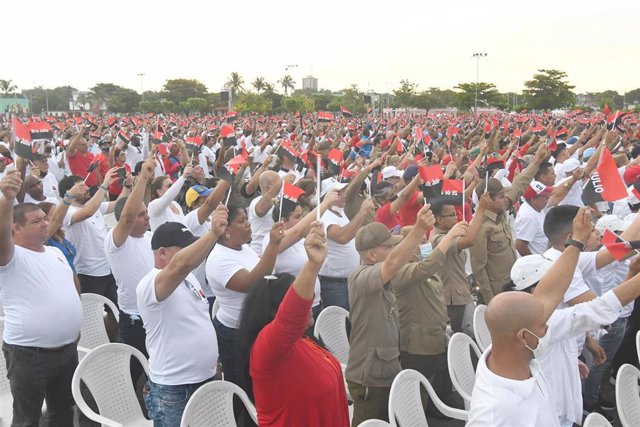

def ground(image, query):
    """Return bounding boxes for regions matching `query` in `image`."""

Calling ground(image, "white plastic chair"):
[636,330,640,364]
[72,343,151,427]
[583,412,613,427]
[447,332,482,410]
[388,369,468,426]
[313,306,350,365]
[357,419,392,426]
[0,319,12,425]
[180,380,257,427]
[616,363,640,427]
[78,293,119,358]
[472,304,491,352]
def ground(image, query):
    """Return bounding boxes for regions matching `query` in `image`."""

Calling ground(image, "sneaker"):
[598,397,615,411]
[583,403,615,422]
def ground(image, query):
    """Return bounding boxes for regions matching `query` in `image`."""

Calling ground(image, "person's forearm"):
[156,175,185,211]
[345,165,370,200]
[199,180,230,224]
[340,210,367,241]
[613,272,640,307]
[82,186,108,217]
[459,206,485,247]
[0,198,14,260]
[532,245,581,319]
[293,259,322,300]
[47,198,71,238]
[248,242,279,283]
[179,146,189,166]
[382,226,425,279]
[256,183,281,217]
[120,175,147,223]
[67,132,82,156]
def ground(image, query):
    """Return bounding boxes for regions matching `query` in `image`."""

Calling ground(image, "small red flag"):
[282,181,306,202]
[419,165,444,185]
[597,148,628,202]
[601,229,635,261]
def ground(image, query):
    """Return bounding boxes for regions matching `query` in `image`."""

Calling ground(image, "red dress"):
[250,287,350,427]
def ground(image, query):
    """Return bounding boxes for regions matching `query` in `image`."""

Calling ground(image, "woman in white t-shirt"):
[148,165,191,231]
[205,204,285,386]
[262,188,338,319]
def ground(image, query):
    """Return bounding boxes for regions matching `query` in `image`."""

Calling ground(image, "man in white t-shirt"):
[21,174,60,205]
[105,159,155,385]
[0,171,82,426]
[248,171,282,254]
[515,181,552,255]
[59,166,126,337]
[319,177,374,310]
[138,207,227,426]
[31,153,59,199]
[468,207,593,427]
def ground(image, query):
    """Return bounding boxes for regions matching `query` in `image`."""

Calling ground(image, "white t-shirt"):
[24,194,59,205]
[468,348,560,427]
[124,144,143,170]
[137,269,218,385]
[248,196,274,255]
[556,177,584,207]
[199,145,216,178]
[514,202,549,255]
[104,228,154,315]
[206,244,260,329]
[41,171,59,199]
[184,209,211,238]
[263,235,321,308]
[0,245,82,348]
[543,248,591,309]
[63,202,111,276]
[319,209,360,277]
[148,176,187,232]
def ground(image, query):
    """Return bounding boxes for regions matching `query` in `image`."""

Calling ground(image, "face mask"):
[332,206,344,214]
[522,327,551,360]
[418,243,432,261]
[308,197,318,208]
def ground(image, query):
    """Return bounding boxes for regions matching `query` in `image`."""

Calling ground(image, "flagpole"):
[316,152,321,221]
[278,186,284,221]
[462,178,466,222]
[224,186,232,207]
[485,171,489,194]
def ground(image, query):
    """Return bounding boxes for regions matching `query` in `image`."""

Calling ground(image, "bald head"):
[259,170,279,192]
[24,175,43,198]
[485,292,544,338]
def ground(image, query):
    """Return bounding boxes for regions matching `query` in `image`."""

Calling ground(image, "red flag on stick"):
[601,229,640,261]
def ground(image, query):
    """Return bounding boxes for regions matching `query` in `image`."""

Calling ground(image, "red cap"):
[623,165,640,185]
[441,155,453,166]
[523,180,553,200]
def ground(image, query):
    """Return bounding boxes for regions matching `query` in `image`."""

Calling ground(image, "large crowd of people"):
[0,107,639,426]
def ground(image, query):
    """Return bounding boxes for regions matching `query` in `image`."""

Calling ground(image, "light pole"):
[137,73,145,102]
[473,53,487,117]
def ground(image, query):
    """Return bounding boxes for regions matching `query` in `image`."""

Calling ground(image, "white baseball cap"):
[382,166,403,180]
[320,177,347,197]
[561,158,581,175]
[510,255,553,291]
[595,215,630,234]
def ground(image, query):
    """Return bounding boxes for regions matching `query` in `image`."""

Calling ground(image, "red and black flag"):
[326,148,343,177]
[218,155,247,182]
[107,117,118,127]
[118,129,131,144]
[317,111,334,122]
[185,135,203,152]
[438,179,464,206]
[601,229,640,261]
[226,111,238,123]
[28,121,53,142]
[485,156,505,173]
[582,147,628,205]
[153,122,169,143]
[12,119,36,160]
[419,165,445,201]
[220,124,236,148]
[275,140,298,163]
[340,106,353,117]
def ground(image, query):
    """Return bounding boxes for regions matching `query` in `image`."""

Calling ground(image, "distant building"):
[0,97,29,114]
[302,76,318,91]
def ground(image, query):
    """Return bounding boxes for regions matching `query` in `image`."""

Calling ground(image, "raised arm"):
[196,179,230,225]
[66,131,84,158]
[47,182,87,238]
[533,207,593,321]
[255,175,283,217]
[69,166,119,225]
[389,174,421,214]
[326,198,374,244]
[457,193,490,249]
[0,171,21,266]
[380,204,435,283]
[245,155,273,195]
[147,166,191,217]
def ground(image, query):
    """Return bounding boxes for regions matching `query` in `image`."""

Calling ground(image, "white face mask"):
[522,327,551,360]
[418,243,432,261]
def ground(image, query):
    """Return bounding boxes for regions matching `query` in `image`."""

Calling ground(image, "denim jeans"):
[3,341,77,427]
[319,275,350,311]
[144,379,210,427]
[119,311,148,388]
[584,316,627,405]
[212,316,239,386]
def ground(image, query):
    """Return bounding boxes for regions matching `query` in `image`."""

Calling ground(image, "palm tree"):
[252,77,266,93]
[0,80,18,97]
[278,75,295,96]
[226,72,244,97]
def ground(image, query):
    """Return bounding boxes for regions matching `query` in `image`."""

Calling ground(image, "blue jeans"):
[584,316,627,405]
[212,316,240,386]
[144,379,210,427]
[319,275,350,311]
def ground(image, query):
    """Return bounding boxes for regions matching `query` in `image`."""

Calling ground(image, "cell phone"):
[116,167,126,179]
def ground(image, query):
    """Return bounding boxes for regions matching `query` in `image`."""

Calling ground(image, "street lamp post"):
[473,53,487,117]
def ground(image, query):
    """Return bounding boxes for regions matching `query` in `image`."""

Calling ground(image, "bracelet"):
[564,238,585,252]
[124,184,132,189]
[62,199,71,206]
[64,193,76,200]
[99,185,108,192]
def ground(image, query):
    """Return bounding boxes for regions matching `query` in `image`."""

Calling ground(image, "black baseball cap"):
[151,222,198,250]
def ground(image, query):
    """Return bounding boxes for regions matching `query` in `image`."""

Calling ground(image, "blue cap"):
[403,165,419,182]
[186,185,213,208]
[566,136,579,145]
[582,147,596,161]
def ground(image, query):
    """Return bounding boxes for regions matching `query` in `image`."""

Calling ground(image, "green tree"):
[251,77,267,93]
[625,88,640,106]
[523,69,576,110]
[593,90,623,110]
[327,85,366,113]
[226,72,245,104]
[454,82,507,111]
[278,75,295,96]
[392,79,418,107]
[162,79,208,104]
[235,92,272,113]
[282,95,315,113]
[0,80,18,96]
[187,97,208,113]
[309,92,336,111]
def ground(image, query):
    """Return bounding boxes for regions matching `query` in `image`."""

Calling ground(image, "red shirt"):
[398,191,422,226]
[67,151,98,186]
[375,203,402,230]
[108,163,131,196]
[250,288,349,427]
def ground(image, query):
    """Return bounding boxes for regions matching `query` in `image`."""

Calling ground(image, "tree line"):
[1,69,639,114]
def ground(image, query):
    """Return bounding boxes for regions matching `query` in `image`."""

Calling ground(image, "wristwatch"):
[564,238,585,251]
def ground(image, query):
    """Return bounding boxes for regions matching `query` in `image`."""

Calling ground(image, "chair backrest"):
[0,319,10,395]
[357,419,392,427]
[180,380,257,427]
[583,412,613,427]
[473,304,491,352]
[313,306,350,365]
[616,363,640,427]
[72,343,149,426]
[388,369,468,427]
[211,299,220,320]
[447,332,481,409]
[78,293,119,355]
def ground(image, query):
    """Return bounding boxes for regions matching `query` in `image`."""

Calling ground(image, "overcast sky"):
[4,0,638,95]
